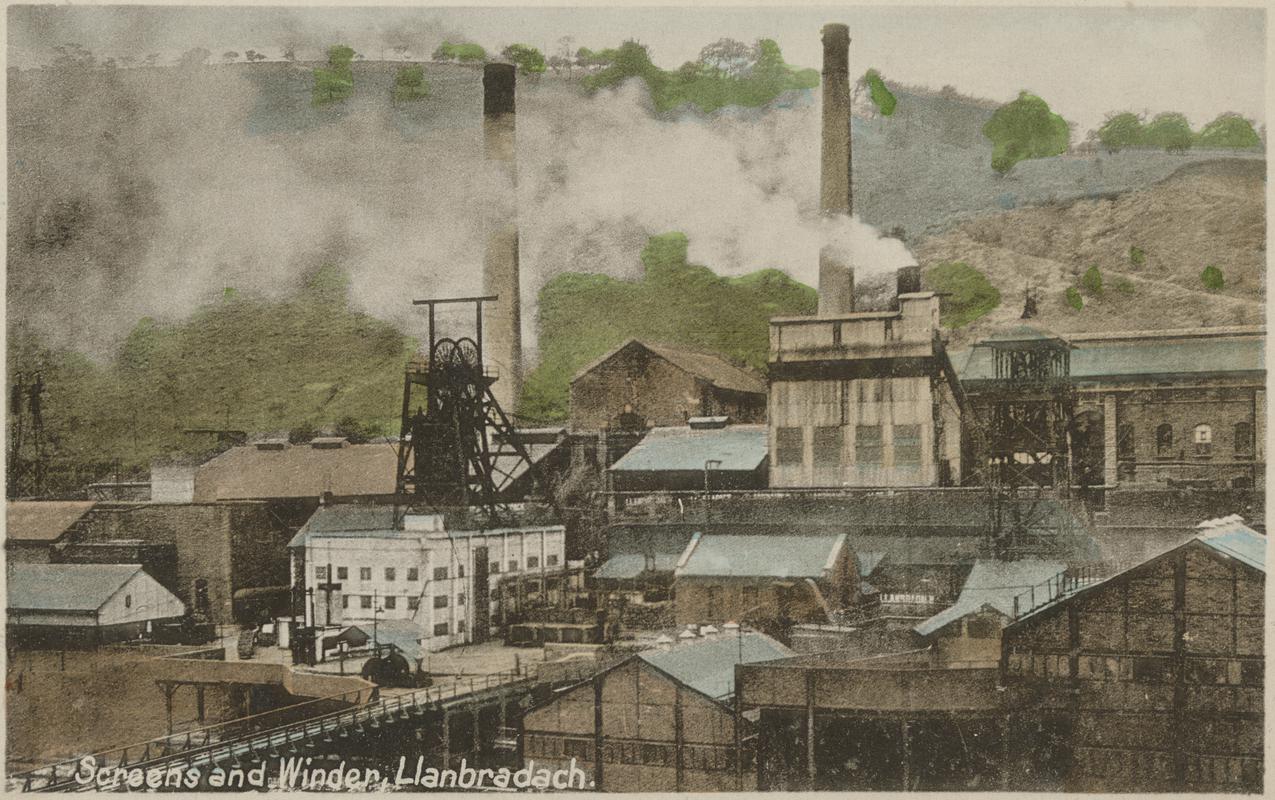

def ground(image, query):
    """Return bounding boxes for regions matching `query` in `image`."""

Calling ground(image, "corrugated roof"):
[593,552,681,580]
[7,563,145,612]
[677,533,845,579]
[6,501,96,542]
[857,551,885,577]
[571,339,765,395]
[610,425,767,473]
[915,559,1065,637]
[373,619,425,663]
[194,442,399,501]
[957,334,1264,382]
[1196,515,1266,572]
[639,632,792,700]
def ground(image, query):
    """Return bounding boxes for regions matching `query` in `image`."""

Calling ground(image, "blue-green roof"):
[957,335,1264,382]
[639,632,792,700]
[1196,516,1265,572]
[915,559,1064,637]
[677,533,845,579]
[593,552,680,580]
[7,563,147,612]
[611,426,767,473]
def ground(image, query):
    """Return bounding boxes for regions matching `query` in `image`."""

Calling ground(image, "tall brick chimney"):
[482,63,522,412]
[817,23,855,315]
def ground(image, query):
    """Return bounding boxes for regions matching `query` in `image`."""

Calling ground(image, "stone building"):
[569,339,766,432]
[672,533,855,629]
[522,631,792,791]
[1001,515,1264,792]
[5,501,97,563]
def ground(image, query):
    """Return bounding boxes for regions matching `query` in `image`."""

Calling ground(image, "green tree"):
[177,47,212,68]
[433,41,486,63]
[501,44,547,75]
[1201,265,1225,291]
[1096,111,1144,152]
[862,69,897,117]
[698,38,755,78]
[982,91,1070,174]
[223,51,240,63]
[1129,246,1146,268]
[1065,287,1084,310]
[1081,265,1103,296]
[313,44,355,105]
[392,64,430,102]
[1144,112,1193,152]
[925,262,1000,328]
[1196,113,1262,148]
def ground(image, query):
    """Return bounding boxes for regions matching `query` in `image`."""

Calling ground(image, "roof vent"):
[255,440,287,451]
[722,621,740,632]
[700,624,719,636]
[678,629,698,640]
[688,416,730,430]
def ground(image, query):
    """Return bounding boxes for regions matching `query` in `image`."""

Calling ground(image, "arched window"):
[1155,424,1174,457]
[1235,422,1254,458]
[1193,424,1212,457]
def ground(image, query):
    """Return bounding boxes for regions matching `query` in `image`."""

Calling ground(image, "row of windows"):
[433,620,465,636]
[342,594,421,611]
[527,735,739,772]
[1136,422,1255,459]
[1186,754,1263,787]
[774,424,922,467]
[317,555,559,583]
[1008,652,1263,686]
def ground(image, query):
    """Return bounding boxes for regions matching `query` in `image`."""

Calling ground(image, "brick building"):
[569,339,766,432]
[672,533,855,629]
[1001,515,1264,792]
[5,501,96,563]
[522,631,792,791]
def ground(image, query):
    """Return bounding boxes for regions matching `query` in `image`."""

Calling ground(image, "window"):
[641,743,671,766]
[1186,658,1226,685]
[1241,659,1264,686]
[1117,424,1135,460]
[1235,422,1254,458]
[965,617,999,639]
[490,561,501,574]
[315,566,328,581]
[1193,424,1213,456]
[831,323,842,346]
[564,739,592,760]
[857,380,883,403]
[508,560,518,573]
[359,567,372,581]
[775,426,803,466]
[384,596,397,610]
[813,425,843,467]
[856,425,884,465]
[1132,656,1170,683]
[434,595,449,609]
[124,594,132,609]
[457,593,465,606]
[433,567,448,581]
[342,595,349,609]
[433,622,449,636]
[407,567,419,581]
[742,585,759,610]
[1156,424,1174,457]
[458,565,465,579]
[336,567,348,580]
[360,595,372,609]
[457,620,467,633]
[527,556,540,569]
[706,585,722,619]
[385,567,396,581]
[547,554,559,567]
[407,596,420,611]
[893,424,922,466]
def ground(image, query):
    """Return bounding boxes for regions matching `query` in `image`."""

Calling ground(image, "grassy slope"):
[519,232,816,422]
[9,266,414,487]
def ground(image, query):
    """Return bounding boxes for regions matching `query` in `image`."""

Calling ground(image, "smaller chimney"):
[896,265,922,296]
[818,255,855,315]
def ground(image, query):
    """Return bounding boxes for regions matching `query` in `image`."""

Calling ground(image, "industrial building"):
[1001,515,1264,793]
[290,504,566,653]
[7,563,186,647]
[5,500,97,563]
[608,421,768,495]
[570,339,767,432]
[522,631,792,791]
[672,533,855,629]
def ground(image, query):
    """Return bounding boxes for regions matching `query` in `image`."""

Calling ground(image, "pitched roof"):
[610,425,768,473]
[914,559,1065,637]
[7,563,146,612]
[956,332,1264,382]
[1195,515,1266,572]
[194,442,399,501]
[6,501,96,542]
[676,533,846,579]
[639,632,792,700]
[593,552,681,580]
[571,338,765,395]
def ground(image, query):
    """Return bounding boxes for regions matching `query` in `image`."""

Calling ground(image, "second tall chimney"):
[817,23,855,315]
[482,63,522,413]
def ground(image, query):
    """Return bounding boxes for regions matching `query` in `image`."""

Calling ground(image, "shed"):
[610,424,768,492]
[7,563,185,646]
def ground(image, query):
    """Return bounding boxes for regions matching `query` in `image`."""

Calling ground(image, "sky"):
[7,3,1266,135]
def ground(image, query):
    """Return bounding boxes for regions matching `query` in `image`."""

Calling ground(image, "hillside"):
[915,158,1265,344]
[519,232,816,422]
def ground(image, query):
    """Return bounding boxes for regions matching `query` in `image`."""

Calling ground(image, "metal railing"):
[11,660,603,792]
[1010,565,1103,619]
